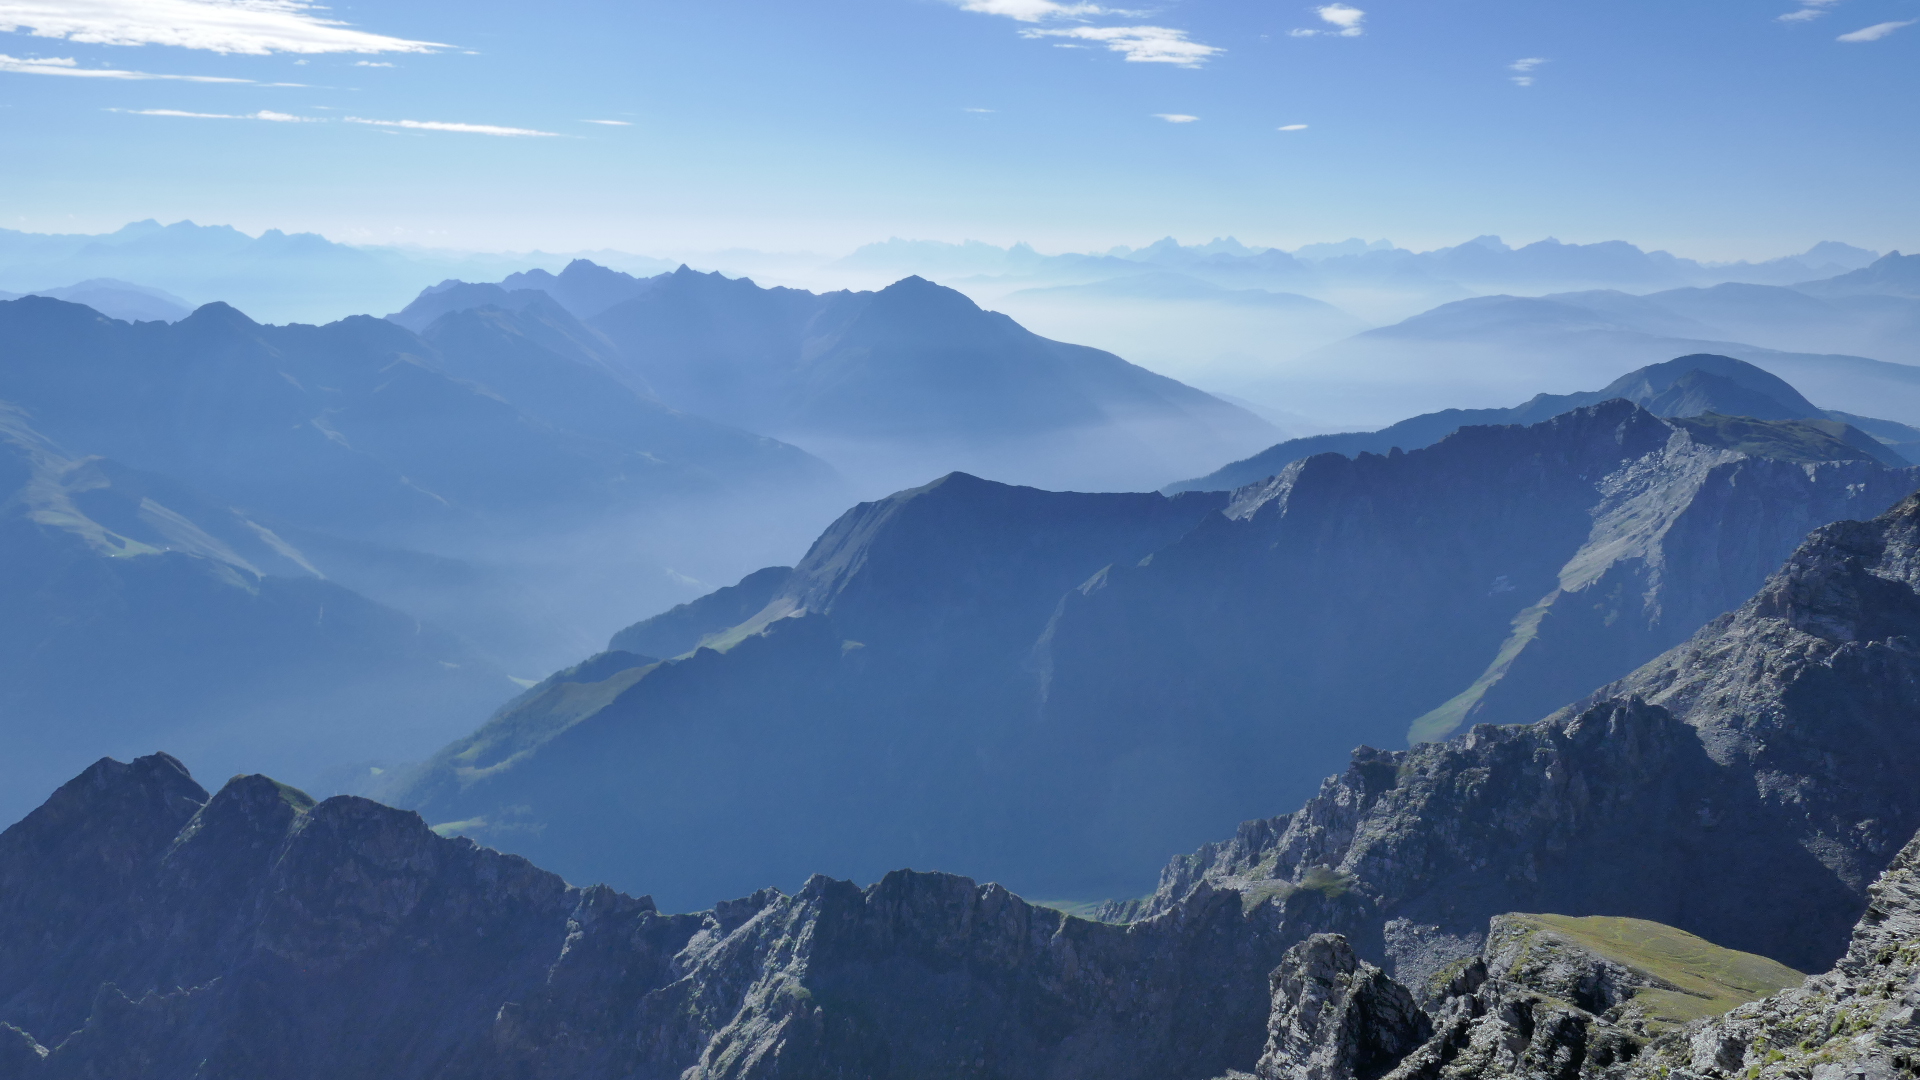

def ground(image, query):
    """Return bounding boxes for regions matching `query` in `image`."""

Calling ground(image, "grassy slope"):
[1514,913,1805,1024]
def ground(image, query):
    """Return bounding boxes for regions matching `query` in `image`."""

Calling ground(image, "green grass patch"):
[1513,913,1803,1023]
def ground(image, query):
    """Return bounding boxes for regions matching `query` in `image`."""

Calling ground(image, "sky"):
[0,0,1916,260]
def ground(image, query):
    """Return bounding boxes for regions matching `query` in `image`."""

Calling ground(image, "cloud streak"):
[345,116,559,137]
[1277,123,1308,131]
[1020,25,1223,65]
[0,0,445,55]
[112,106,309,120]
[1153,113,1197,122]
[1509,56,1545,86]
[0,52,250,79]
[1778,0,1840,21]
[1837,18,1914,40]
[580,119,631,125]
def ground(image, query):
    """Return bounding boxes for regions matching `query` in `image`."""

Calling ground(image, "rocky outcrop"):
[1258,827,1920,1080]
[1257,935,1432,1080]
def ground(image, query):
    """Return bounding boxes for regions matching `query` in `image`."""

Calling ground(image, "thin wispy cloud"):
[945,0,1111,21]
[352,60,393,67]
[580,119,631,125]
[1778,0,1841,22]
[1020,25,1223,65]
[1509,56,1545,86]
[1291,3,1364,37]
[1277,123,1308,131]
[345,116,559,137]
[0,0,445,55]
[112,106,309,120]
[963,107,996,113]
[0,52,249,80]
[1154,113,1197,122]
[1837,18,1914,40]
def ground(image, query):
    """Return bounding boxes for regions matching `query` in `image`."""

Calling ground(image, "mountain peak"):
[179,300,259,329]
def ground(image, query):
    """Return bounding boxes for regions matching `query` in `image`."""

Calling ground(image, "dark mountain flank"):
[392,399,1918,907]
[0,405,515,820]
[10,485,1920,1077]
[394,473,1231,906]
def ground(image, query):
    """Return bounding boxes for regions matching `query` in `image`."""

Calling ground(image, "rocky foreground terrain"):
[3,465,1920,1076]
[1248,825,1920,1080]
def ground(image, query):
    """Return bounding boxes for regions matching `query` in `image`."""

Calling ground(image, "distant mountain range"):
[0,219,677,325]
[837,234,1884,296]
[395,262,1279,493]
[1240,278,1920,430]
[384,358,1917,909]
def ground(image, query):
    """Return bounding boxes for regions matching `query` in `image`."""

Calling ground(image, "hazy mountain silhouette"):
[404,264,1278,492]
[1798,251,1920,299]
[0,295,839,672]
[1253,288,1920,429]
[22,279,191,323]
[1172,354,1910,492]
[0,405,517,820]
[0,219,680,324]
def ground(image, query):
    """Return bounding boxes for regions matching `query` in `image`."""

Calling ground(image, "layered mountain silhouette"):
[390,367,1917,907]
[1251,285,1920,429]
[0,405,516,820]
[397,262,1278,492]
[17,280,192,323]
[1797,250,1920,299]
[8,473,1920,1076]
[1174,354,1913,492]
[0,295,836,671]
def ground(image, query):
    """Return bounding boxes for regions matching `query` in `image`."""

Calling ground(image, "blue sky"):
[0,0,1915,258]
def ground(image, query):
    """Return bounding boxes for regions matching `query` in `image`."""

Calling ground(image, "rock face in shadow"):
[0,754,1303,1080]
[393,401,1920,908]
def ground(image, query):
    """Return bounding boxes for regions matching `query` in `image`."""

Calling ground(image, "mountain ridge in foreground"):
[9,481,1920,1075]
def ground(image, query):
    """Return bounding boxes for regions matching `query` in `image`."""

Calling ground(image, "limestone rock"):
[1257,934,1432,1080]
